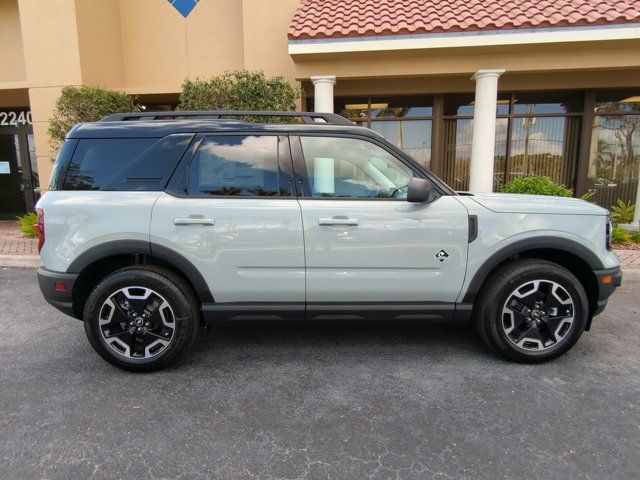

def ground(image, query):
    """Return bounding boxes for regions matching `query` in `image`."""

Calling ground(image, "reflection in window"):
[63,138,156,190]
[300,136,414,199]
[512,92,583,114]
[370,120,432,167]
[444,94,510,116]
[508,116,580,185]
[442,118,508,191]
[334,97,433,168]
[588,115,640,208]
[189,135,283,196]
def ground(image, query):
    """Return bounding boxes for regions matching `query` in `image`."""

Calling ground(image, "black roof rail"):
[100,110,355,126]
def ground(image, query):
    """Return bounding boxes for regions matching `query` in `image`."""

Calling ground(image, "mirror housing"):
[407,177,436,203]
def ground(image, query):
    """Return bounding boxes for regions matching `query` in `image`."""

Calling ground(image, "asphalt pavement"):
[1,267,638,479]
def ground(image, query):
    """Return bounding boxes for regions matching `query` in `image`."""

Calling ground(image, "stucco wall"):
[0,0,26,84]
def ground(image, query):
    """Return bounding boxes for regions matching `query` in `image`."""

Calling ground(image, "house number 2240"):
[0,111,32,127]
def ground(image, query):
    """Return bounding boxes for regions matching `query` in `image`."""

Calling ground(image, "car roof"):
[66,119,381,140]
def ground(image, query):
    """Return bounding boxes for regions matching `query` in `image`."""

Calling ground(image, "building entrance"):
[0,110,38,218]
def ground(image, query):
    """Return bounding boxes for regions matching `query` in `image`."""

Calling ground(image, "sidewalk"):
[0,221,40,267]
[1,220,640,273]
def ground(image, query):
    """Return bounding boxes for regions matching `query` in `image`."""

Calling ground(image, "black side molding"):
[468,215,478,243]
[202,302,473,324]
[202,303,305,323]
[462,236,605,303]
[67,240,214,303]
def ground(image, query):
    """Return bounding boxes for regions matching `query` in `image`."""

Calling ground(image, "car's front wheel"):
[475,259,589,363]
[84,266,199,371]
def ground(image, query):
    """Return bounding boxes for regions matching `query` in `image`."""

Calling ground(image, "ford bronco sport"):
[36,110,621,371]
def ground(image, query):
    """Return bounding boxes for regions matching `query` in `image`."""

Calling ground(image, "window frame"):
[165,132,295,199]
[290,133,449,201]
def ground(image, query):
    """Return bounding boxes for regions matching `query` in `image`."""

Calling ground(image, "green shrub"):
[610,199,635,226]
[499,176,573,197]
[178,70,300,112]
[579,190,595,202]
[17,212,38,238]
[48,86,137,152]
[631,231,640,244]
[611,226,632,244]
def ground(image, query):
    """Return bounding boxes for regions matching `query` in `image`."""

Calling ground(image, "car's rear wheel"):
[84,266,199,371]
[475,259,589,363]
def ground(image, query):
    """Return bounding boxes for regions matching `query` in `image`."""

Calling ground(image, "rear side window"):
[188,135,285,196]
[63,134,192,191]
[49,139,78,190]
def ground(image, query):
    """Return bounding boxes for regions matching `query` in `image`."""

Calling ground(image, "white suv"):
[36,111,621,371]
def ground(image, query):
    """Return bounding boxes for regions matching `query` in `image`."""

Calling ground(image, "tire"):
[83,266,200,372]
[475,259,589,363]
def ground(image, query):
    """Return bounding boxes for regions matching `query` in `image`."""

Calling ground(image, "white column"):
[311,75,336,113]
[469,69,505,193]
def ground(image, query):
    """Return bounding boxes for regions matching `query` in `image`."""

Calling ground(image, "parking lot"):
[1,267,638,479]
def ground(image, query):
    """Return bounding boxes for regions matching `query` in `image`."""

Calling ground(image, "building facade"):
[0,0,639,217]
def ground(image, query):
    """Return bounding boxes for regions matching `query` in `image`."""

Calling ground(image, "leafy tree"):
[48,86,137,152]
[178,70,300,112]
[500,176,573,197]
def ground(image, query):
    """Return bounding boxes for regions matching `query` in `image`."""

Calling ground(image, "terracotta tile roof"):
[288,0,640,39]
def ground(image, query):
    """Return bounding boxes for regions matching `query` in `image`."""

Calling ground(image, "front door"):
[0,110,38,217]
[0,134,25,217]
[150,133,305,306]
[293,135,469,306]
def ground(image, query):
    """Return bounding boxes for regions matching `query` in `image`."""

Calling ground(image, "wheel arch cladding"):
[68,240,214,319]
[463,236,601,314]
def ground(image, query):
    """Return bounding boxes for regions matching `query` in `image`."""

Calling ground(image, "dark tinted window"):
[49,139,78,190]
[63,135,192,191]
[188,135,284,196]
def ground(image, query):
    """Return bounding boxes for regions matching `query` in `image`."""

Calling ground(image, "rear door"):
[150,133,305,307]
[292,134,469,308]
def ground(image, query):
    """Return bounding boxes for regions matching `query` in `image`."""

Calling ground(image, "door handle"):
[174,217,215,226]
[318,216,359,226]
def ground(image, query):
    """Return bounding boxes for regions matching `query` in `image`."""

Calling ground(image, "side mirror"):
[407,177,436,203]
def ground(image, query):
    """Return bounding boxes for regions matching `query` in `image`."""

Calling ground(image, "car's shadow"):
[185,321,495,364]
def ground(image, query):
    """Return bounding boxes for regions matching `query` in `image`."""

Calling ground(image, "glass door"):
[0,134,25,217]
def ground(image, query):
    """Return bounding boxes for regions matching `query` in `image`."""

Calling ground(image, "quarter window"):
[63,138,157,190]
[188,135,284,196]
[299,136,414,199]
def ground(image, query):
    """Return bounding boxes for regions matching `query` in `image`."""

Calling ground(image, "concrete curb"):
[622,268,640,283]
[0,255,41,269]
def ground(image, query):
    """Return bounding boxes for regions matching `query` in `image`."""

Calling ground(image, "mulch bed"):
[613,242,640,251]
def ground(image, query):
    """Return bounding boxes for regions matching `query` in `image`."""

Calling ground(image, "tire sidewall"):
[484,263,589,361]
[84,268,195,370]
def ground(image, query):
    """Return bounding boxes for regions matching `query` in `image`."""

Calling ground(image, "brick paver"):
[0,221,38,255]
[616,250,640,270]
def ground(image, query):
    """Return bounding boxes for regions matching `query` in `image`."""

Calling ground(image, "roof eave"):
[289,23,640,57]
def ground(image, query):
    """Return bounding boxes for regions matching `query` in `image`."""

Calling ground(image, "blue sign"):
[167,0,200,17]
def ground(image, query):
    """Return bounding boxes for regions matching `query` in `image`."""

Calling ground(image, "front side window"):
[299,136,414,199]
[188,135,284,196]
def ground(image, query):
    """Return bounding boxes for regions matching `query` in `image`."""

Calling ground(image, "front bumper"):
[592,265,623,317]
[37,267,79,318]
